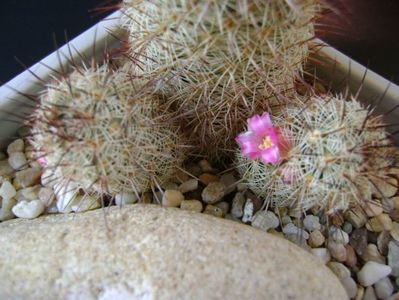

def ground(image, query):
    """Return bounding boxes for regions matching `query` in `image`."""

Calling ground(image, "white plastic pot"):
[0,10,398,146]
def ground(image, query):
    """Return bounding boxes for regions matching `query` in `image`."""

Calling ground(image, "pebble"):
[390,222,399,241]
[251,211,279,232]
[303,215,321,232]
[115,192,138,206]
[174,168,190,183]
[281,215,292,226]
[372,176,397,199]
[201,182,225,204]
[178,179,198,194]
[237,183,247,192]
[341,277,357,299]
[0,160,14,177]
[198,159,214,173]
[7,139,24,154]
[162,182,179,190]
[38,187,55,207]
[366,213,393,232]
[0,197,17,221]
[374,277,394,299]
[16,185,40,202]
[215,201,229,215]
[331,213,344,227]
[220,173,237,195]
[327,241,347,262]
[139,192,153,204]
[71,195,101,212]
[363,202,383,217]
[363,286,377,300]
[355,286,364,300]
[242,199,254,223]
[282,223,309,240]
[362,244,386,264]
[12,200,45,219]
[350,228,368,256]
[162,190,184,208]
[383,197,395,213]
[390,209,399,223]
[185,163,202,177]
[345,207,368,229]
[203,204,224,218]
[388,241,399,277]
[180,200,203,213]
[377,230,391,256]
[231,193,245,218]
[54,180,80,213]
[284,234,310,251]
[393,196,399,209]
[14,167,41,188]
[344,245,357,268]
[199,173,219,186]
[8,152,28,170]
[0,181,17,199]
[310,248,330,264]
[327,262,351,279]
[329,226,349,245]
[357,261,391,286]
[309,230,325,248]
[342,222,353,234]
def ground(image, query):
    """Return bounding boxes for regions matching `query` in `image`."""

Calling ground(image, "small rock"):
[355,286,364,300]
[345,207,368,229]
[12,200,45,219]
[54,180,80,213]
[201,182,225,204]
[14,167,41,188]
[162,182,179,190]
[180,200,203,213]
[162,190,184,208]
[71,195,101,212]
[231,193,245,218]
[361,244,386,264]
[285,234,310,251]
[220,173,237,195]
[245,191,263,214]
[199,173,219,186]
[115,192,138,206]
[388,241,399,277]
[178,179,198,194]
[377,230,391,256]
[331,213,344,227]
[251,211,279,232]
[327,262,351,279]
[215,201,229,215]
[198,159,214,173]
[185,163,202,177]
[310,248,330,264]
[237,183,247,192]
[38,187,55,207]
[366,214,393,232]
[0,197,17,221]
[344,245,357,268]
[40,169,58,188]
[363,286,377,300]
[16,185,41,201]
[282,223,309,240]
[372,176,397,199]
[174,168,190,183]
[0,160,14,177]
[242,199,254,223]
[303,215,321,232]
[7,139,24,154]
[393,196,399,210]
[340,276,357,299]
[329,226,349,244]
[17,126,30,137]
[342,222,353,234]
[390,222,399,241]
[362,201,383,217]
[309,230,325,248]
[350,228,368,256]
[374,277,394,299]
[224,213,241,223]
[390,209,399,222]
[357,261,391,286]
[383,197,395,213]
[327,241,347,262]
[281,215,292,226]
[8,152,27,170]
[203,204,224,218]
[0,181,16,199]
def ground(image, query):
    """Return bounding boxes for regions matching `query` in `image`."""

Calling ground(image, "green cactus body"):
[30,64,185,197]
[121,0,320,161]
[236,93,396,215]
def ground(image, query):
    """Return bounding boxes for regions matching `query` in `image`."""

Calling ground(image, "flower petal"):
[260,146,280,165]
[248,112,272,136]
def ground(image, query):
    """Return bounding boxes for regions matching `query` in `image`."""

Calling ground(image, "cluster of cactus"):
[236,91,397,215]
[121,0,321,160]
[30,63,185,198]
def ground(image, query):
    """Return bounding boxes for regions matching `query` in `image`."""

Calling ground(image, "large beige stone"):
[0,205,347,299]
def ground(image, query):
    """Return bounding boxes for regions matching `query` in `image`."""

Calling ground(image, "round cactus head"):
[121,0,322,161]
[29,63,186,200]
[236,91,397,216]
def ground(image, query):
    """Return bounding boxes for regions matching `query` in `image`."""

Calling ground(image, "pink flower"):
[236,112,281,165]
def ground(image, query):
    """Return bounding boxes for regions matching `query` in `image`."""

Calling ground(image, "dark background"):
[1,0,399,84]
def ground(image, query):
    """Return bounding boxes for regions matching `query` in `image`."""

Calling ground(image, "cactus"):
[236,91,397,215]
[29,62,186,199]
[121,0,321,161]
